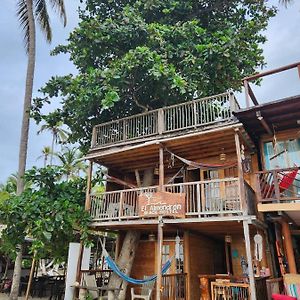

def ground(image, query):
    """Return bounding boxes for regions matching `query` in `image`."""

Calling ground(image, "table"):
[72,284,122,300]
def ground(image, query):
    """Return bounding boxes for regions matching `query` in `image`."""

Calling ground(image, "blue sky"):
[1,0,300,183]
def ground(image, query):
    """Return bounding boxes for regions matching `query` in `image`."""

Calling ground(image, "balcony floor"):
[90,215,258,236]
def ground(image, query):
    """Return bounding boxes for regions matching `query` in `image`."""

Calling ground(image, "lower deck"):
[87,217,272,300]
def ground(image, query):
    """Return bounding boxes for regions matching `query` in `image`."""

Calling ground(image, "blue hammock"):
[105,253,173,285]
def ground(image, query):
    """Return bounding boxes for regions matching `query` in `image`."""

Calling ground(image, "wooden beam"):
[257,202,300,212]
[156,217,164,300]
[159,144,165,191]
[243,220,257,300]
[85,161,93,211]
[184,231,191,300]
[282,221,297,273]
[236,129,255,152]
[244,80,251,108]
[234,129,247,214]
[243,61,300,81]
[247,82,259,106]
[256,111,272,135]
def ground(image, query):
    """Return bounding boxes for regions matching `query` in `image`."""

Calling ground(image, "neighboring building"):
[82,62,300,300]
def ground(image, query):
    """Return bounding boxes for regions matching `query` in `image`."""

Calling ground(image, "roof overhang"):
[234,95,300,142]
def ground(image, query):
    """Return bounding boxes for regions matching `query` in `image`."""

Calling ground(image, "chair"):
[82,274,109,300]
[131,277,155,300]
[262,169,298,199]
[283,274,300,300]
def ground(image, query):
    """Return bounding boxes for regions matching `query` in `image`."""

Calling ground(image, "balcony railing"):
[90,178,246,222]
[91,92,239,148]
[161,273,187,300]
[256,166,300,203]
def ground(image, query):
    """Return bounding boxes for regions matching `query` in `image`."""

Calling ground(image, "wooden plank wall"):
[126,240,156,299]
[231,230,269,277]
[188,233,225,300]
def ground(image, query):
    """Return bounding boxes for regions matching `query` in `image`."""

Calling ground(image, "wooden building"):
[81,62,300,300]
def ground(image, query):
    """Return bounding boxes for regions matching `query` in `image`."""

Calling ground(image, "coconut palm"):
[14,1,67,299]
[279,0,293,6]
[0,174,17,194]
[37,146,53,166]
[37,121,69,164]
[55,146,86,180]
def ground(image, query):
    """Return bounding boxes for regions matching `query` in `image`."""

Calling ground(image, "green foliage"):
[54,146,87,180]
[32,0,276,152]
[0,166,90,261]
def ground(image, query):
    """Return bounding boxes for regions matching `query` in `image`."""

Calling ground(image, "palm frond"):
[49,0,67,27]
[279,0,293,7]
[17,0,30,52]
[34,0,52,43]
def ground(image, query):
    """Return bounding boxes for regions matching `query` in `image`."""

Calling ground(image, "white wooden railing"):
[91,92,239,147]
[211,281,250,300]
[90,178,243,222]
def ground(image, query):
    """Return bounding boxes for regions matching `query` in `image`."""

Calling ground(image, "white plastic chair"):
[131,277,154,300]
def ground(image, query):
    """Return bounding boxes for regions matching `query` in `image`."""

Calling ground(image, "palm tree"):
[37,121,69,164]
[13,1,67,299]
[279,0,293,6]
[55,146,87,180]
[37,146,53,166]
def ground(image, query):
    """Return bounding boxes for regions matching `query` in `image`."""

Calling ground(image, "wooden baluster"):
[273,170,280,202]
[118,192,124,220]
[158,109,164,134]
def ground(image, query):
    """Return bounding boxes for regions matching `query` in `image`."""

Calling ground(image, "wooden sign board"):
[138,191,185,218]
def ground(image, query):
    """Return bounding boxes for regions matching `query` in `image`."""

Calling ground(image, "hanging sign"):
[138,191,185,218]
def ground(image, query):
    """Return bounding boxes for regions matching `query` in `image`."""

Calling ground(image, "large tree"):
[13,1,67,299]
[33,0,276,153]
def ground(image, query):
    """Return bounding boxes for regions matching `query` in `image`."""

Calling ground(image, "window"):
[263,138,300,170]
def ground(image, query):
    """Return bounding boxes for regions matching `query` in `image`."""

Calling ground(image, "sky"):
[0,0,300,183]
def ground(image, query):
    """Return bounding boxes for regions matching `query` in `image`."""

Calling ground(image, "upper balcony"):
[90,92,239,150]
[89,178,256,227]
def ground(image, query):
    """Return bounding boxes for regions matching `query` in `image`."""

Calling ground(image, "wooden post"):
[243,220,257,300]
[272,170,281,203]
[234,129,247,215]
[159,144,164,192]
[243,80,250,108]
[91,126,97,147]
[282,221,297,273]
[24,257,35,300]
[85,161,93,211]
[158,109,164,134]
[184,231,191,300]
[74,160,93,299]
[156,216,164,300]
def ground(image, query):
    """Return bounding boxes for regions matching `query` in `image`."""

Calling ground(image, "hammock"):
[105,254,173,285]
[165,148,237,169]
[100,243,173,285]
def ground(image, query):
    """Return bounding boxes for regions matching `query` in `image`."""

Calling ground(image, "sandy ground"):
[0,294,47,300]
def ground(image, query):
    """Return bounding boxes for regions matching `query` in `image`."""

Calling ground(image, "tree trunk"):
[108,230,141,299]
[11,0,36,299]
[9,246,23,300]
[108,168,153,300]
[50,133,55,165]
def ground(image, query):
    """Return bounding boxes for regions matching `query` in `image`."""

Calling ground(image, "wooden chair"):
[131,278,154,300]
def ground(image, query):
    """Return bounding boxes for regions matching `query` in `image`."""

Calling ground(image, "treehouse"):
[79,88,276,300]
